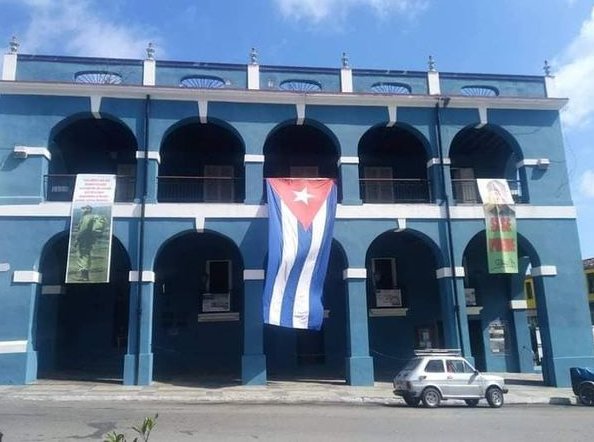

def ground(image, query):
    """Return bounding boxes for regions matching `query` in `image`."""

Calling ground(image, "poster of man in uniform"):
[477,178,518,274]
[65,174,116,283]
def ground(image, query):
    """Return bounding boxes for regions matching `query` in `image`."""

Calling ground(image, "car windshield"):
[402,358,422,371]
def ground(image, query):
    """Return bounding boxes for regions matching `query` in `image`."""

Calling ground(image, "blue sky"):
[1,0,594,258]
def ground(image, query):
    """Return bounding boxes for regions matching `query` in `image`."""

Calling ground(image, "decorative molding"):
[510,300,528,310]
[0,340,27,354]
[198,99,208,124]
[243,269,265,280]
[41,285,66,295]
[340,67,353,93]
[516,158,550,169]
[296,102,305,125]
[426,157,451,167]
[195,217,205,232]
[435,267,465,279]
[0,263,9,272]
[198,312,240,322]
[395,218,406,232]
[13,146,51,161]
[466,306,483,316]
[1,53,17,81]
[247,63,260,90]
[369,308,409,317]
[90,95,102,118]
[244,154,265,163]
[13,271,42,284]
[338,156,359,166]
[128,270,156,282]
[387,105,397,127]
[531,266,557,277]
[143,59,156,86]
[135,151,161,163]
[343,268,367,280]
[477,106,488,127]
[427,70,441,95]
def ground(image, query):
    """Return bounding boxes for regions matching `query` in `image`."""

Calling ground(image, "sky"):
[0,0,593,258]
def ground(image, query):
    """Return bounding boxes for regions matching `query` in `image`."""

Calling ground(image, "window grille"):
[180,75,226,89]
[279,80,322,92]
[74,71,122,84]
[370,82,411,94]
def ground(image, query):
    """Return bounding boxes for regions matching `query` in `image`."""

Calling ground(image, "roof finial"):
[428,55,436,72]
[341,52,349,69]
[250,47,258,65]
[543,60,552,77]
[146,42,155,60]
[9,35,19,54]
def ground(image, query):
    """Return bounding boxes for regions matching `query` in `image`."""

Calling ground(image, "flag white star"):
[293,187,314,205]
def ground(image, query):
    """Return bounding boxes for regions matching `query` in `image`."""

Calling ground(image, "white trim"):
[395,218,406,232]
[2,53,17,81]
[198,312,240,322]
[427,71,441,95]
[128,270,156,282]
[426,157,451,167]
[247,63,260,90]
[243,269,265,280]
[0,81,568,111]
[143,59,156,86]
[195,217,205,232]
[369,308,408,317]
[436,267,465,279]
[531,266,557,277]
[0,263,9,272]
[90,95,102,118]
[466,306,483,316]
[544,76,558,98]
[510,300,528,310]
[244,154,265,163]
[135,151,161,163]
[0,340,27,354]
[517,158,550,168]
[296,102,305,125]
[343,268,367,280]
[0,203,578,220]
[41,285,66,295]
[13,270,42,284]
[340,67,353,93]
[13,146,51,161]
[338,156,359,166]
[387,106,397,127]
[198,99,208,124]
[477,106,488,127]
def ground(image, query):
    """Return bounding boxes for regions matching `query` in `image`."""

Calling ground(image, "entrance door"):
[297,329,325,365]
[469,320,486,371]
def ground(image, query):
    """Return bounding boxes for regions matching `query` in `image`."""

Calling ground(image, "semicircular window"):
[370,82,411,94]
[74,71,123,84]
[179,75,226,89]
[279,80,322,92]
[460,85,499,97]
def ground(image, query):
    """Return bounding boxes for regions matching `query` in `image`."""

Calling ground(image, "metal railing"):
[157,176,241,203]
[359,178,431,203]
[452,179,524,204]
[44,174,136,202]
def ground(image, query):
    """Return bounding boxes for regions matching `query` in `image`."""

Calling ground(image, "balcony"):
[44,174,136,202]
[452,179,524,204]
[360,178,431,203]
[157,176,241,203]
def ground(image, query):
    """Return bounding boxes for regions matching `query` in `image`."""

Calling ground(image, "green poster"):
[484,204,518,274]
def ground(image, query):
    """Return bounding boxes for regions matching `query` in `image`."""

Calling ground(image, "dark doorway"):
[469,320,486,371]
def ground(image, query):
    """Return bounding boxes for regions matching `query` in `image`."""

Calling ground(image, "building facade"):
[1,42,593,387]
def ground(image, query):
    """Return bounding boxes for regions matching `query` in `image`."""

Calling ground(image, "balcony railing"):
[452,179,524,204]
[44,174,136,202]
[360,178,431,203]
[157,176,241,203]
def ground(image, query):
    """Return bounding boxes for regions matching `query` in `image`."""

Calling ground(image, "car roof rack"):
[414,349,461,356]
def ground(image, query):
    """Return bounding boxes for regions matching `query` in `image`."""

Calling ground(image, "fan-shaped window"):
[460,86,499,97]
[370,82,411,95]
[180,75,226,89]
[279,80,322,92]
[74,71,122,84]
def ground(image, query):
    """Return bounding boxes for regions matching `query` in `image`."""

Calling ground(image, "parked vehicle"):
[393,349,508,408]
[570,367,594,406]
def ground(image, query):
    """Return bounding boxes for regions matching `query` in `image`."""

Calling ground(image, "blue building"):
[0,40,592,388]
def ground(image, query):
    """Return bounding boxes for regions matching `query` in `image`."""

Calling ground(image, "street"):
[0,400,592,441]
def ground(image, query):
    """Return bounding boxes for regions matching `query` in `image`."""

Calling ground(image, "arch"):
[34,231,131,382]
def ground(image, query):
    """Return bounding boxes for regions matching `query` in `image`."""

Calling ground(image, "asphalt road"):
[0,400,593,441]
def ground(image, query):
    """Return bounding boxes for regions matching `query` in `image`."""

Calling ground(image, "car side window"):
[424,359,445,373]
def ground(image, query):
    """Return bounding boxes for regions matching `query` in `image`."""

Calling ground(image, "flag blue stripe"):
[262,184,284,324]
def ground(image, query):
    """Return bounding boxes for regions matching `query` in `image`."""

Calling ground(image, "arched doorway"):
[366,230,442,380]
[34,232,131,381]
[264,240,348,381]
[152,231,244,383]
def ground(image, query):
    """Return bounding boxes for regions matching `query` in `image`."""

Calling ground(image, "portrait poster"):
[65,174,116,283]
[477,179,518,274]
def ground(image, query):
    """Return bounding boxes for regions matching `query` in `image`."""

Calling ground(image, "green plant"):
[104,414,158,442]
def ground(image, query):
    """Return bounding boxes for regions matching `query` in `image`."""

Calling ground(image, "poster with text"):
[65,174,116,283]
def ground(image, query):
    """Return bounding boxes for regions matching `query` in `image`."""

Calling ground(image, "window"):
[587,272,594,294]
[525,279,534,300]
[451,167,478,203]
[364,167,394,203]
[424,359,445,373]
[446,359,474,373]
[204,165,234,202]
[202,260,232,313]
[372,258,397,290]
[290,166,319,178]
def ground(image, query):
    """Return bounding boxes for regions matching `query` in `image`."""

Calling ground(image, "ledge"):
[369,308,408,317]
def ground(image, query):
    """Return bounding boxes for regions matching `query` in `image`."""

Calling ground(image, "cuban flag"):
[263,178,337,330]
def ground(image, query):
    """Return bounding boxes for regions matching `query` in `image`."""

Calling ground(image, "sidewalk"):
[0,373,578,406]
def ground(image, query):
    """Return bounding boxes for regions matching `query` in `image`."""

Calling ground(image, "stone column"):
[241,270,267,385]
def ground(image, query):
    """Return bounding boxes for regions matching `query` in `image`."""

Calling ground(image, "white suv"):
[392,350,508,408]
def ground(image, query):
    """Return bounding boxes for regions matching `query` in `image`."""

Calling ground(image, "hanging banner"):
[65,174,116,283]
[477,179,518,274]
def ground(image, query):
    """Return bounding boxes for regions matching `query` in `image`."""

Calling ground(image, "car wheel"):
[421,387,441,408]
[578,383,594,406]
[486,386,504,408]
[403,394,420,407]
[465,399,479,407]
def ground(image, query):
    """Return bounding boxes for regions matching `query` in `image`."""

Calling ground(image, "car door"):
[445,359,481,397]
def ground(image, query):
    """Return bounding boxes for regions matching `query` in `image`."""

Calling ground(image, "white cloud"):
[555,6,594,128]
[5,0,162,59]
[580,169,594,198]
[273,0,428,24]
